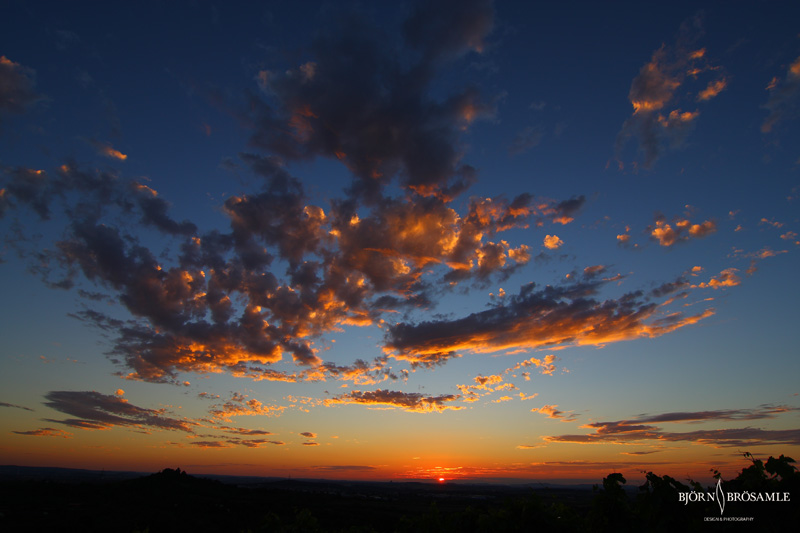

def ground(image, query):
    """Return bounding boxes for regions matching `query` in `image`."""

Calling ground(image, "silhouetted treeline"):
[0,455,797,532]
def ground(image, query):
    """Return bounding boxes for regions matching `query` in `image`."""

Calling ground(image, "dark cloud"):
[43,390,195,432]
[189,440,232,448]
[650,276,690,298]
[311,465,377,472]
[403,0,494,63]
[217,425,273,436]
[131,182,197,236]
[239,439,285,447]
[1,401,34,411]
[547,427,800,448]
[12,427,71,438]
[188,436,284,448]
[545,405,800,447]
[632,405,800,423]
[762,55,800,133]
[385,279,713,368]
[325,389,463,413]
[0,56,43,121]
[251,1,495,200]
[1,167,54,219]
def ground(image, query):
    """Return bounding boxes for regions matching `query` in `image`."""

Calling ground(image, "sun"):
[438,477,445,483]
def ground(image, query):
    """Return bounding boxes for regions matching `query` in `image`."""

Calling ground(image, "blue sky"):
[1,0,799,482]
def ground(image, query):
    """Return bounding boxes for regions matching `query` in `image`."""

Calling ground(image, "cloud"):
[633,405,800,423]
[251,1,495,201]
[582,265,607,279]
[300,431,317,438]
[508,355,558,376]
[0,56,43,121]
[543,235,563,250]
[620,450,662,456]
[403,0,494,62]
[131,182,197,236]
[43,390,196,432]
[207,392,285,420]
[531,404,576,422]
[0,167,54,219]
[0,2,726,398]
[189,440,233,448]
[473,374,503,389]
[616,17,723,168]
[89,140,128,161]
[384,279,713,368]
[187,435,285,448]
[697,78,727,101]
[693,268,740,289]
[310,465,377,472]
[215,426,273,437]
[650,216,716,246]
[325,389,463,413]
[302,441,320,446]
[12,427,72,438]
[762,55,800,133]
[1,401,34,411]
[544,405,800,447]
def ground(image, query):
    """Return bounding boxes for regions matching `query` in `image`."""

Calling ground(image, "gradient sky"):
[1,0,799,484]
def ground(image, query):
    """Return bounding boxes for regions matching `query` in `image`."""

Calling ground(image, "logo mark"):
[715,479,725,515]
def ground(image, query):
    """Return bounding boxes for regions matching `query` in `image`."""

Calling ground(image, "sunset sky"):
[1,0,799,484]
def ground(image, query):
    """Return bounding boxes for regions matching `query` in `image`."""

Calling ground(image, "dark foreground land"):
[1,455,797,532]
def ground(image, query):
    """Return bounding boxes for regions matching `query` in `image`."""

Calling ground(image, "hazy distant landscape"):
[2,455,797,532]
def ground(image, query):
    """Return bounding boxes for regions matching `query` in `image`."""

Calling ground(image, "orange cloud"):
[92,140,128,160]
[694,268,740,289]
[208,392,286,420]
[688,220,716,238]
[651,217,715,246]
[325,389,463,413]
[657,109,699,127]
[651,221,678,246]
[616,23,723,167]
[697,78,727,101]
[473,374,503,390]
[386,281,715,368]
[780,231,798,244]
[509,355,558,376]
[543,235,563,250]
[532,404,576,422]
[12,428,72,438]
